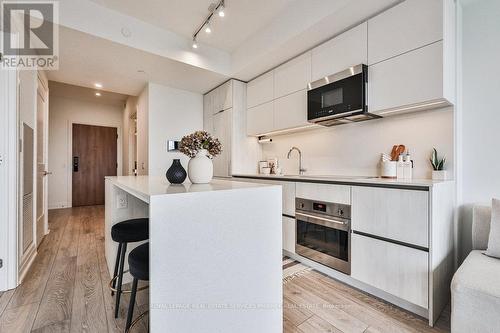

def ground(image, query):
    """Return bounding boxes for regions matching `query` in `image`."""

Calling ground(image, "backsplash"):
[261,107,454,179]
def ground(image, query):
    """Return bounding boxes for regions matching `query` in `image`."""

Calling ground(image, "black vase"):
[166,159,187,184]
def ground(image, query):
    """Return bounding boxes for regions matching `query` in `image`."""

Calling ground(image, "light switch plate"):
[117,193,128,209]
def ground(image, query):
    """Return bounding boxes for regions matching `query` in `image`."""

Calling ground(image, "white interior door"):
[0,31,21,290]
[36,79,48,247]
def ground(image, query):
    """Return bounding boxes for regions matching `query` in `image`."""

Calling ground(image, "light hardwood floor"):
[0,206,450,333]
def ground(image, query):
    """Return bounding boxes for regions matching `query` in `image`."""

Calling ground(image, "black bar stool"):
[109,218,149,318]
[125,242,149,332]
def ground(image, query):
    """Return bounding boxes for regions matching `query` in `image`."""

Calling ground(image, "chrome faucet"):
[287,147,306,175]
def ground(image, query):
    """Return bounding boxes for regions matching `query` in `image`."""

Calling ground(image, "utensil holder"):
[381,161,397,179]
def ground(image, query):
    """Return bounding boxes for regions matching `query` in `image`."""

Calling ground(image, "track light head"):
[218,5,225,17]
[192,39,198,49]
[204,23,212,34]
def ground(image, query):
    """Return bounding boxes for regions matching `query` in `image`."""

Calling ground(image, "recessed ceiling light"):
[94,83,103,88]
[95,92,101,97]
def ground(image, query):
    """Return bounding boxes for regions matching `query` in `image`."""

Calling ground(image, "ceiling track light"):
[192,0,225,49]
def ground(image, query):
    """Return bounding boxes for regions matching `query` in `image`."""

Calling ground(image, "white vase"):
[432,170,447,180]
[188,149,213,184]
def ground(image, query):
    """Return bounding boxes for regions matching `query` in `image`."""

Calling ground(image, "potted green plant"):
[179,131,222,184]
[430,148,447,180]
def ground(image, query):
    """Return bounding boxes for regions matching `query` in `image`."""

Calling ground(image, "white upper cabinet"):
[274,52,312,99]
[312,22,368,81]
[368,41,446,115]
[273,90,308,131]
[367,0,443,65]
[247,72,274,108]
[247,101,274,136]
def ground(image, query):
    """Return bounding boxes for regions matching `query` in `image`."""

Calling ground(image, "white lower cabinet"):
[282,216,296,253]
[352,186,429,248]
[351,233,429,308]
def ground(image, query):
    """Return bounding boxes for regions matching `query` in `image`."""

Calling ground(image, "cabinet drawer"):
[282,216,296,253]
[247,72,274,108]
[273,90,308,131]
[367,0,443,65]
[352,187,428,248]
[296,183,350,205]
[368,41,445,115]
[274,52,311,98]
[351,233,428,308]
[247,101,273,136]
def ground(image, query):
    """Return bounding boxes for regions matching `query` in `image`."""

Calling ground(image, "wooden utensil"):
[390,145,399,161]
[396,145,406,159]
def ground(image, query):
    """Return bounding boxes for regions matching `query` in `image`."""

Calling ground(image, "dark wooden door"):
[72,124,117,207]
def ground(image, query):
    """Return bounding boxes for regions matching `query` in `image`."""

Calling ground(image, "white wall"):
[123,96,138,176]
[147,83,203,177]
[136,86,149,175]
[457,0,500,261]
[48,91,124,209]
[262,108,454,179]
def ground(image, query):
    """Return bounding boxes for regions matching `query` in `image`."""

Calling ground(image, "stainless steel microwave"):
[307,64,380,126]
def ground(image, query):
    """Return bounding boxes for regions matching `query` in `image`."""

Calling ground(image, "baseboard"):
[283,250,429,320]
[18,247,37,284]
[49,202,71,210]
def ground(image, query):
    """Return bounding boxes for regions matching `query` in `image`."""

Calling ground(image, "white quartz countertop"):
[105,176,273,202]
[232,174,453,188]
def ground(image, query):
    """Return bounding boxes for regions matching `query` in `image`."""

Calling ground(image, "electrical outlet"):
[117,193,128,209]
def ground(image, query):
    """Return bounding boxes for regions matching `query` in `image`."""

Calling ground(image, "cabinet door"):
[311,22,368,81]
[368,41,445,115]
[274,52,311,98]
[247,72,274,108]
[212,109,232,177]
[247,101,274,136]
[282,216,296,253]
[367,0,443,65]
[214,80,232,113]
[203,93,214,134]
[351,186,428,248]
[273,90,308,131]
[351,233,429,308]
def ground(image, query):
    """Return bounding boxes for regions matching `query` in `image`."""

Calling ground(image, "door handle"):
[42,171,52,176]
[73,156,79,172]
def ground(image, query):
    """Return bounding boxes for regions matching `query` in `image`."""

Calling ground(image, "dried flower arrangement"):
[179,131,222,159]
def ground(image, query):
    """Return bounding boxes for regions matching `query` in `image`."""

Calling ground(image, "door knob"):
[43,171,52,176]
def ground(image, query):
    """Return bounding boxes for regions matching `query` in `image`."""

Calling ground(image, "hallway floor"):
[0,206,450,332]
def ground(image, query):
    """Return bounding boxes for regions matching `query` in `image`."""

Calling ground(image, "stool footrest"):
[109,273,149,294]
[125,310,149,333]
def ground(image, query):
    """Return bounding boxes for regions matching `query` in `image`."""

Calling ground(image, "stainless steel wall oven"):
[295,198,351,274]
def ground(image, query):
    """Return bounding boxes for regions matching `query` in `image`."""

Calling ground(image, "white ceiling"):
[46,26,229,96]
[88,0,292,52]
[49,81,128,106]
[49,0,402,96]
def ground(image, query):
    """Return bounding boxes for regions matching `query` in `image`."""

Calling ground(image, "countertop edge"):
[232,174,454,191]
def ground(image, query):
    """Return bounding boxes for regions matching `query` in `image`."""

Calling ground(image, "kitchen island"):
[104,176,283,333]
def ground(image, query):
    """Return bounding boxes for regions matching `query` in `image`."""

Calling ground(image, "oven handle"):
[295,212,349,230]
